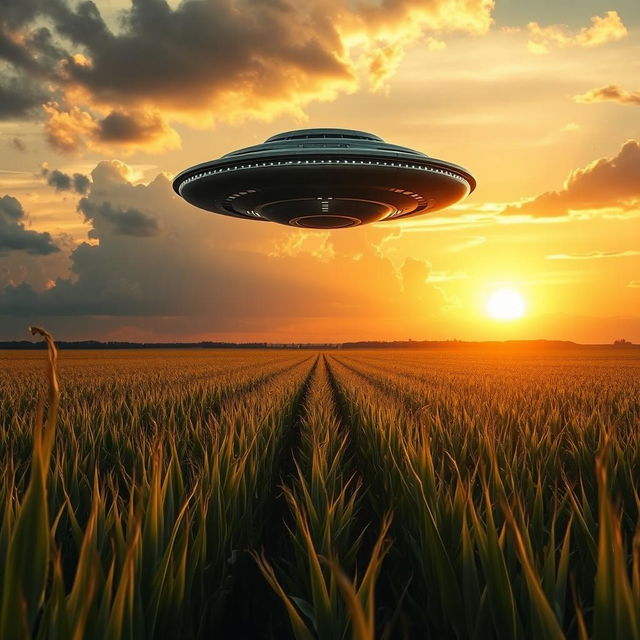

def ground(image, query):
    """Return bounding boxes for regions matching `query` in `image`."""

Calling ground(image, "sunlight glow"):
[486,288,526,321]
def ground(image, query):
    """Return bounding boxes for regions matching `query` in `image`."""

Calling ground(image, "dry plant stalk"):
[0,326,60,638]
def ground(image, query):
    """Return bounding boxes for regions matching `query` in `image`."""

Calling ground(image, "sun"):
[486,288,526,321]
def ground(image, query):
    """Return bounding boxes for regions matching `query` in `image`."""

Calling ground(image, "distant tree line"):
[1,338,636,350]
[0,341,340,350]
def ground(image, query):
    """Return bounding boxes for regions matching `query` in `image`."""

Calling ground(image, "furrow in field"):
[251,354,388,640]
[326,352,473,638]
[323,352,386,535]
[155,351,321,638]
[219,353,320,639]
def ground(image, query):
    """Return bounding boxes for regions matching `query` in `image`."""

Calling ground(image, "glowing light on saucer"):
[486,288,526,320]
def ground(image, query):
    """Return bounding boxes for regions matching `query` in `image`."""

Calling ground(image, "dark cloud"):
[79,199,161,237]
[0,195,23,221]
[575,85,640,106]
[0,195,59,255]
[0,25,39,69]
[42,167,91,193]
[0,0,493,148]
[60,0,351,109]
[0,0,58,30]
[503,139,640,217]
[72,172,90,194]
[0,76,47,118]
[98,110,171,143]
[45,168,71,191]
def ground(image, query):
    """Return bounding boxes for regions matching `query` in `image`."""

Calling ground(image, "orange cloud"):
[42,103,180,154]
[575,85,640,106]
[527,11,627,54]
[503,140,640,217]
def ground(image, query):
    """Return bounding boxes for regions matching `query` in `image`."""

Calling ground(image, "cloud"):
[0,0,494,151]
[78,200,161,237]
[546,250,640,260]
[400,259,456,310]
[44,168,70,191]
[0,195,59,255]
[42,103,180,153]
[42,166,91,194]
[502,139,640,217]
[0,160,447,338]
[98,110,179,147]
[527,11,627,54]
[629,281,640,288]
[0,76,48,118]
[575,85,640,107]
[72,172,91,194]
[41,103,96,153]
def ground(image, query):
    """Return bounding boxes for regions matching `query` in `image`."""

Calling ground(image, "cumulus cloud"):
[527,11,627,54]
[42,166,91,193]
[0,195,59,255]
[0,160,447,338]
[502,139,640,217]
[0,0,494,151]
[575,84,640,106]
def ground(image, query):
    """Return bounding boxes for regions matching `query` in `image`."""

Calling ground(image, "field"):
[1,345,639,639]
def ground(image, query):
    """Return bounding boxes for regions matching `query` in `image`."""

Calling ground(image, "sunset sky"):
[1,0,638,343]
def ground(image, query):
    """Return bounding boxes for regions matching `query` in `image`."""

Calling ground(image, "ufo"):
[173,128,475,229]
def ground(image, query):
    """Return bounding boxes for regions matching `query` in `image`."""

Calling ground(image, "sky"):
[0,0,638,343]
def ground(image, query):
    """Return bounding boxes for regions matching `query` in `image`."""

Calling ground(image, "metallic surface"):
[173,128,476,229]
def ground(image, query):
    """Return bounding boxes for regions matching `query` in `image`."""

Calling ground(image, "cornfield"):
[1,341,639,639]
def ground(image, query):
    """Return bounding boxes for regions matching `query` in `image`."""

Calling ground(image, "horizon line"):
[2,338,637,349]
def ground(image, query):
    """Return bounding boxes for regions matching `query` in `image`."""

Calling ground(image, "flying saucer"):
[173,128,476,229]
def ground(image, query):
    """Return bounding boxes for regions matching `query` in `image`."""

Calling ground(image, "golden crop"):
[0,344,639,639]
